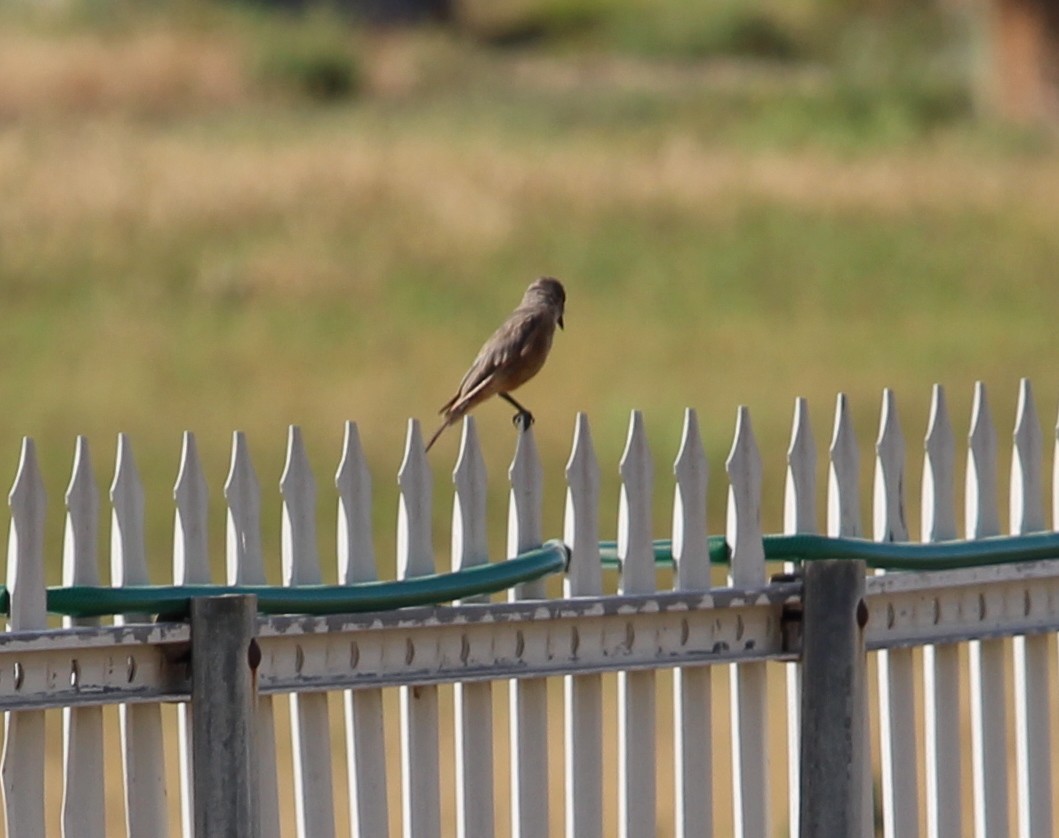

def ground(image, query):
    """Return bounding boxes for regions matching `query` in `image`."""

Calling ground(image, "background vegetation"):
[1,0,1057,832]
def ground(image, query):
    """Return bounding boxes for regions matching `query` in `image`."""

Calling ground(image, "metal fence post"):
[799,560,868,838]
[191,594,260,838]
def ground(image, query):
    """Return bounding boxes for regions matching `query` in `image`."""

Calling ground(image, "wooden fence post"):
[799,560,868,838]
[190,594,259,838]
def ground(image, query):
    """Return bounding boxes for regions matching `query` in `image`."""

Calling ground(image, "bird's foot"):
[512,410,535,432]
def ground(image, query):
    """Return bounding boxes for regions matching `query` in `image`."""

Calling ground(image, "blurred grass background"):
[1,0,1057,832]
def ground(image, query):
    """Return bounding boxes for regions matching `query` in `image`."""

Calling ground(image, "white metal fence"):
[4,378,1059,836]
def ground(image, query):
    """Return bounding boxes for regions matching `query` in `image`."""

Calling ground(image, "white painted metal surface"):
[61,437,105,838]
[281,426,336,838]
[872,390,920,838]
[726,407,770,838]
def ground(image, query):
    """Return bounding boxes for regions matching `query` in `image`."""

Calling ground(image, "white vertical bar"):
[2,438,48,837]
[336,421,389,838]
[61,437,106,838]
[280,426,336,838]
[508,424,550,838]
[673,408,711,838]
[173,430,211,838]
[826,394,873,837]
[398,419,441,838]
[224,431,281,838]
[111,434,170,838]
[451,418,495,838]
[618,411,656,838]
[872,390,920,838]
[1009,380,1051,838]
[564,413,604,838]
[783,398,815,838]
[920,386,962,838]
[726,406,770,838]
[966,382,1010,838]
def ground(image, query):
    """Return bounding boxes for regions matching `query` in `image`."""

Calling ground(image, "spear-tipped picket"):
[452,417,488,581]
[397,419,441,838]
[674,407,712,838]
[921,385,962,838]
[564,413,603,838]
[336,421,375,585]
[110,435,169,838]
[873,389,908,544]
[336,421,388,838]
[280,426,335,838]
[174,431,210,586]
[565,412,602,598]
[872,389,918,838]
[967,382,1000,539]
[225,431,264,586]
[673,408,709,592]
[508,421,544,600]
[784,397,816,537]
[827,394,860,538]
[1010,379,1052,838]
[63,436,100,591]
[619,410,655,595]
[725,406,770,838]
[3,438,47,838]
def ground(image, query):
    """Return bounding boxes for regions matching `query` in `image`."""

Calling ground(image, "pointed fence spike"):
[1012,378,1044,534]
[174,431,210,584]
[827,394,860,538]
[508,422,544,600]
[110,434,148,586]
[280,425,320,586]
[224,431,264,585]
[452,417,488,579]
[873,388,908,543]
[923,384,957,541]
[967,382,1000,538]
[565,412,602,597]
[398,419,434,579]
[336,421,375,585]
[618,410,654,595]
[8,437,47,630]
[784,397,816,535]
[673,408,709,591]
[726,406,764,587]
[63,436,100,588]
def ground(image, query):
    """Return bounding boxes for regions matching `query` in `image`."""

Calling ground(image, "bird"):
[425,277,566,453]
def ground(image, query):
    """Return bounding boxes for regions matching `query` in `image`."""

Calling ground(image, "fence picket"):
[280,426,336,838]
[672,408,711,838]
[508,424,550,838]
[451,418,495,838]
[61,437,106,838]
[920,386,962,838]
[1009,380,1052,838]
[826,394,873,836]
[872,390,920,838]
[111,434,170,838]
[726,406,769,838]
[397,419,441,838]
[2,438,47,837]
[783,398,815,838]
[224,431,281,838]
[617,411,657,838]
[173,431,211,838]
[564,413,604,838]
[965,381,1010,838]
[335,421,389,838]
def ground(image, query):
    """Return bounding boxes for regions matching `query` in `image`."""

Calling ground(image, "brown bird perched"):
[426,277,566,453]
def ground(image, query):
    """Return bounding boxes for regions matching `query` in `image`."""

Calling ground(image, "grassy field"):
[1,0,1058,832]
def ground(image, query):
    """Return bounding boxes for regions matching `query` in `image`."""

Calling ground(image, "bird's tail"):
[424,419,450,453]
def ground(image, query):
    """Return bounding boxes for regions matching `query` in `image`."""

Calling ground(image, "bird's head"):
[526,276,565,329]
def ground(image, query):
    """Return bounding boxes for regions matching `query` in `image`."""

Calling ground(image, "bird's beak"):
[558,314,565,330]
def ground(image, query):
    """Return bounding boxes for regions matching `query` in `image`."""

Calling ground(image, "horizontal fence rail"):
[3,379,1059,836]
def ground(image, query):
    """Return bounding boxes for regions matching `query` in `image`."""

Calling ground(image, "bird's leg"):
[500,392,534,430]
